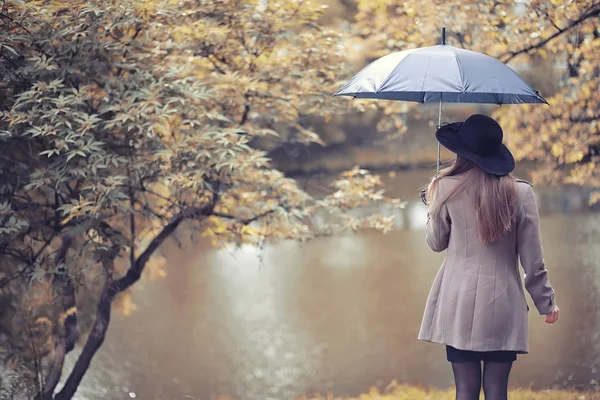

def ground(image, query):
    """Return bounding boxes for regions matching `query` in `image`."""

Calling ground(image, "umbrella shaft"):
[437,97,442,175]
[437,142,441,175]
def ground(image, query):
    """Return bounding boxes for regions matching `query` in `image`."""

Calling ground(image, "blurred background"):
[1,0,599,399]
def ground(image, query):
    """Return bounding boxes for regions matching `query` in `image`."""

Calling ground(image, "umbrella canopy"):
[333,45,547,105]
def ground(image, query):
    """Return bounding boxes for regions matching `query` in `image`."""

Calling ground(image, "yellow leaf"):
[240,225,259,236]
[114,291,137,316]
[551,143,563,158]
[58,306,77,325]
[146,256,168,280]
[589,191,600,206]
[35,316,52,327]
[538,49,547,59]
[565,150,584,164]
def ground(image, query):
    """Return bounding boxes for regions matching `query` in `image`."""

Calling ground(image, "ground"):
[295,383,600,400]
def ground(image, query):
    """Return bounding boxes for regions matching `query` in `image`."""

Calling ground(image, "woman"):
[417,114,560,400]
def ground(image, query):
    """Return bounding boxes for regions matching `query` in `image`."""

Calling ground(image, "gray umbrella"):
[333,28,547,174]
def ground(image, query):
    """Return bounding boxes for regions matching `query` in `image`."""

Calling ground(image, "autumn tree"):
[348,0,600,199]
[0,1,398,399]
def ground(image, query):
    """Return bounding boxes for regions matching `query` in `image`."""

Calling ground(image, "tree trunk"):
[41,338,68,400]
[52,212,189,399]
[53,284,114,400]
[51,202,216,400]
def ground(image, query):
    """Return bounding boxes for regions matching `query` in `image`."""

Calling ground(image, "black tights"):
[451,361,513,400]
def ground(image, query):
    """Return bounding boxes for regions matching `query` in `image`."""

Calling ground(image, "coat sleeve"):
[426,181,451,252]
[516,184,556,315]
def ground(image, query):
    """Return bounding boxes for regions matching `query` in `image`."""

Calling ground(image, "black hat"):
[436,114,515,176]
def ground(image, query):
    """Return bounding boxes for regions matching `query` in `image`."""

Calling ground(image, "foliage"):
[167,0,351,145]
[298,382,600,400]
[187,383,600,400]
[349,0,600,200]
[0,0,398,398]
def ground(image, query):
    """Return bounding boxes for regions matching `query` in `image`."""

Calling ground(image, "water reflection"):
[73,173,600,400]
[406,202,428,230]
[205,244,319,400]
[320,236,367,269]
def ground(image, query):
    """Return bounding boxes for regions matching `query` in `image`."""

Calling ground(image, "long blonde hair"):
[427,155,518,244]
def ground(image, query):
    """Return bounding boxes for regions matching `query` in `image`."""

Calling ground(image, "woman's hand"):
[420,188,428,205]
[544,305,559,324]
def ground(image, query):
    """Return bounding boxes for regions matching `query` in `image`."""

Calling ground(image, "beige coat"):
[418,175,556,353]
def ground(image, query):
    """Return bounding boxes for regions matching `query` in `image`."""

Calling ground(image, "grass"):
[294,382,600,400]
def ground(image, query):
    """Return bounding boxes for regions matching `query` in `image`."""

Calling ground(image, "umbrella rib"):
[375,48,421,94]
[419,53,435,101]
[447,46,466,93]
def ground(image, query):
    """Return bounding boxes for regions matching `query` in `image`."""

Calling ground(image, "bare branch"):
[207,54,227,75]
[213,209,276,225]
[502,6,600,63]
[544,10,561,32]
[0,232,58,290]
[134,185,173,203]
[0,12,53,59]
[129,180,136,269]
[112,205,216,292]
[240,103,250,126]
[0,269,25,289]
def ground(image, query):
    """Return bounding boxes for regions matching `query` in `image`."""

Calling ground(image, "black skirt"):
[446,345,518,363]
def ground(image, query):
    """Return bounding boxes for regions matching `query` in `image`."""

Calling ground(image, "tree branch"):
[0,247,32,288]
[134,200,169,221]
[502,6,600,63]
[543,10,561,32]
[0,268,25,289]
[133,185,176,205]
[115,24,143,77]
[0,12,52,59]
[129,182,136,269]
[27,320,43,399]
[0,229,58,290]
[206,54,227,75]
[112,202,221,293]
[55,193,221,400]
[213,209,275,225]
[240,103,250,126]
[32,232,57,262]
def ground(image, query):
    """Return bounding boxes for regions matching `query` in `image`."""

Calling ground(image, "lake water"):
[65,169,600,400]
